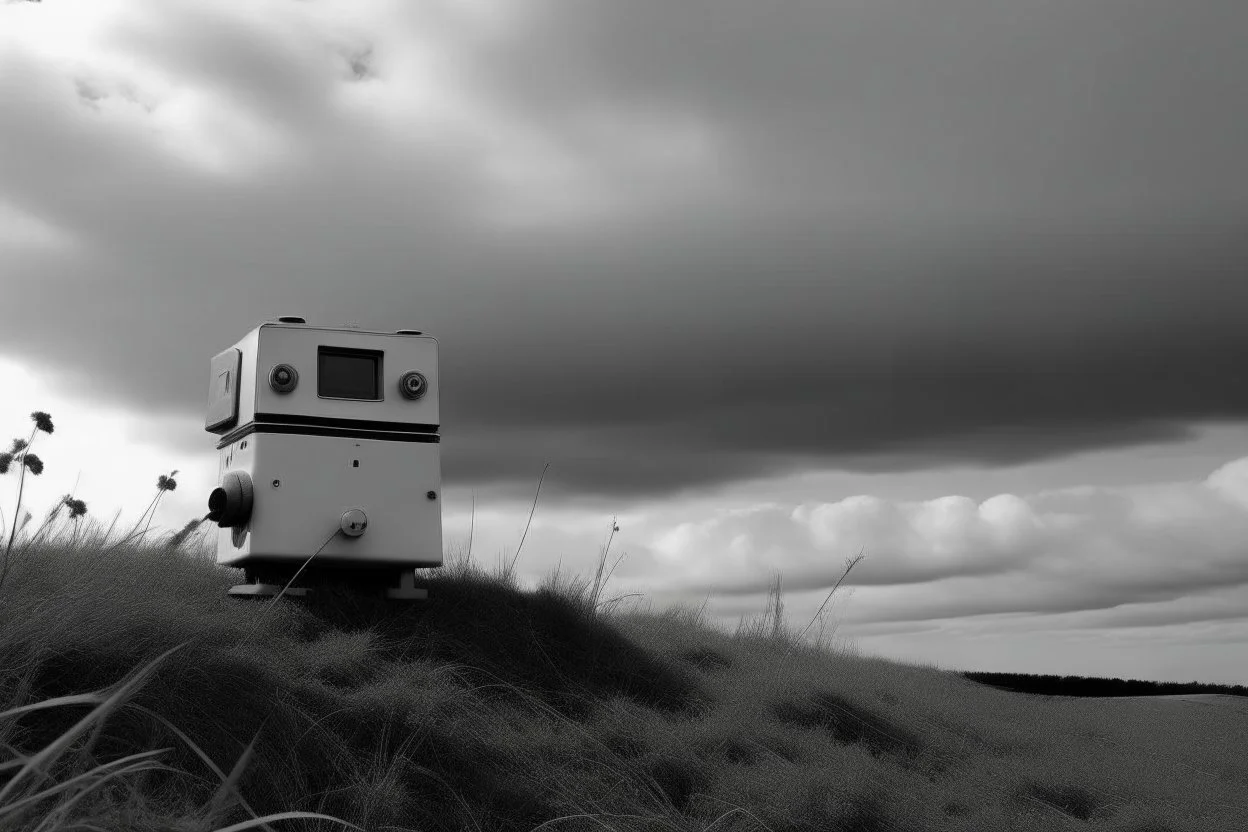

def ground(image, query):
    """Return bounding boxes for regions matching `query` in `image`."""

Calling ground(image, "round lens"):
[270,364,298,393]
[399,370,427,399]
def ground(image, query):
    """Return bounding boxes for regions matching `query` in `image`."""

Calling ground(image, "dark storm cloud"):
[3,0,1248,501]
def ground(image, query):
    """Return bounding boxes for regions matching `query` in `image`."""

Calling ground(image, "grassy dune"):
[1,516,1244,832]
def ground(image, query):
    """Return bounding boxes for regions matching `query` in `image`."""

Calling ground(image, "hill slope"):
[1,539,1244,832]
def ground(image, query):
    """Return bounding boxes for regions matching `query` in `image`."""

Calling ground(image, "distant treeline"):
[957,671,1248,699]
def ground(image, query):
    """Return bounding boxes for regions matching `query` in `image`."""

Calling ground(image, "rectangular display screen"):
[318,347,382,400]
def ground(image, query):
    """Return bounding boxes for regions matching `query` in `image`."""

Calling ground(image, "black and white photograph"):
[2,1,1246,830]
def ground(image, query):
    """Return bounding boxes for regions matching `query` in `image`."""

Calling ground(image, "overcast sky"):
[3,0,1248,685]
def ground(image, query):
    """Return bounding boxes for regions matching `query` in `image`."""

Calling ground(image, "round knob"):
[269,363,299,393]
[340,508,368,538]
[398,370,428,400]
[207,471,254,528]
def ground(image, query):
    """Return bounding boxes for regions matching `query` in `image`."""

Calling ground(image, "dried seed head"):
[31,411,53,434]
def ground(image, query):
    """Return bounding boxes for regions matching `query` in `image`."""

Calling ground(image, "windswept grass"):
[3,523,1244,832]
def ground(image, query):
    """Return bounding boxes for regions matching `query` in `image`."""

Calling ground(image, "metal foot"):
[228,582,310,598]
[385,570,428,600]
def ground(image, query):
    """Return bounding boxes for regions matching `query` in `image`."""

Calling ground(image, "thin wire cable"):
[242,526,341,643]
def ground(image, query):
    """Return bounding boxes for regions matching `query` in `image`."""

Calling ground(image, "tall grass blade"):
[210,811,364,832]
[125,704,274,832]
[1,751,168,824]
[0,641,189,804]
[207,727,262,821]
[506,462,549,578]
[0,693,104,722]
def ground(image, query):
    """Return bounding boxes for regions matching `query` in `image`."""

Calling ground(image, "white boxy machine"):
[204,316,442,599]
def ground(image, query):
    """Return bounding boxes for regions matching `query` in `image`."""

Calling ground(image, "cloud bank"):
[609,457,1248,639]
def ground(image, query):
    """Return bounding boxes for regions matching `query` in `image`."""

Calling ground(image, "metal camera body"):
[204,317,442,589]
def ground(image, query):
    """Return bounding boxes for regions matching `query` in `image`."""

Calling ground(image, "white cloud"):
[2,0,729,224]
[1,1,300,180]
[608,465,1248,630]
[1207,457,1248,509]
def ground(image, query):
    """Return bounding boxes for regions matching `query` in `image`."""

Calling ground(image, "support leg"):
[229,571,310,599]
[385,570,429,600]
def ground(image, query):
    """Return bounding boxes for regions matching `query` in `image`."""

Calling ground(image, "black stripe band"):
[254,412,439,434]
[217,423,441,449]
